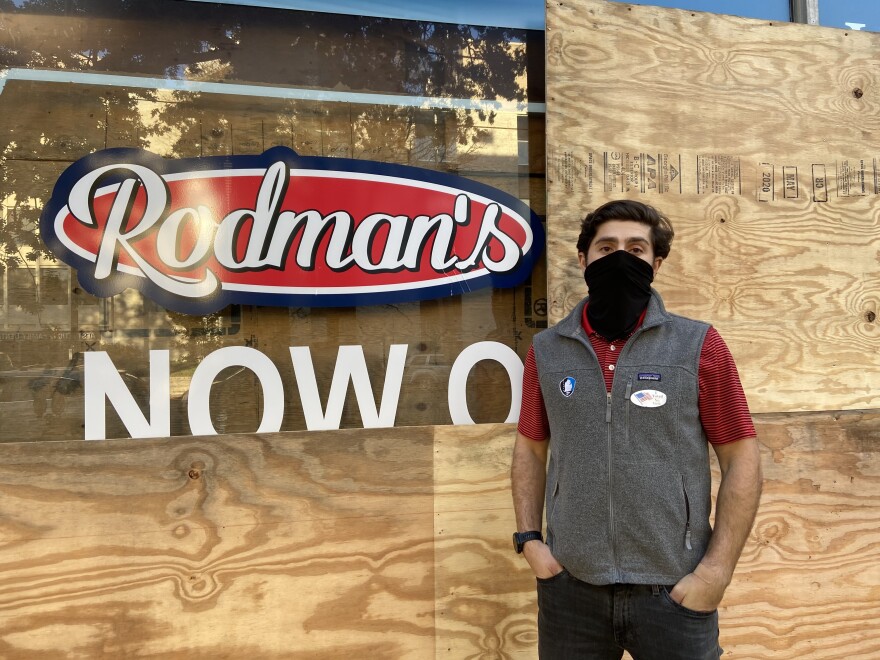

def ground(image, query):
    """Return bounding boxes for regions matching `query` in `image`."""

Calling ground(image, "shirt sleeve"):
[698,327,756,445]
[517,345,550,441]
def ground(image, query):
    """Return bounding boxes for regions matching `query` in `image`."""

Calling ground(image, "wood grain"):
[721,410,880,659]
[434,424,537,658]
[0,428,436,658]
[0,413,876,657]
[545,0,880,413]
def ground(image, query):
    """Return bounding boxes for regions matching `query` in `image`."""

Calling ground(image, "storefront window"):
[0,1,546,441]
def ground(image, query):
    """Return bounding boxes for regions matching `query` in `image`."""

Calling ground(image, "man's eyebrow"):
[593,235,650,244]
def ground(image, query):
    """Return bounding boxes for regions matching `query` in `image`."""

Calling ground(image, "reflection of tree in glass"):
[0,168,57,324]
[165,309,229,365]
[2,1,528,159]
[136,10,527,165]
[0,0,532,390]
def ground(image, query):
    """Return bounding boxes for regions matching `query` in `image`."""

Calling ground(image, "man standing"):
[511,200,762,659]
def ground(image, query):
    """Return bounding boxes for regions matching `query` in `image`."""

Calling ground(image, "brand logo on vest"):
[630,389,667,408]
[40,147,544,314]
[559,376,576,397]
[637,372,661,381]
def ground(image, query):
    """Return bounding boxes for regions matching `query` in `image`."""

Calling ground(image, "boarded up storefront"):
[0,2,548,656]
[0,0,878,658]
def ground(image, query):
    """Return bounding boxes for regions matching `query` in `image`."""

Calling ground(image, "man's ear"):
[578,252,587,270]
[653,257,663,275]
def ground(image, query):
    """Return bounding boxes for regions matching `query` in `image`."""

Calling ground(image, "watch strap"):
[513,530,543,553]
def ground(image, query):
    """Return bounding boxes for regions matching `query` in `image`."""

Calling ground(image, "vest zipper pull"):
[682,476,693,550]
[606,392,612,422]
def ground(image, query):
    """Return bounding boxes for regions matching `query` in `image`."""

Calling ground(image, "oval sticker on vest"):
[630,389,667,408]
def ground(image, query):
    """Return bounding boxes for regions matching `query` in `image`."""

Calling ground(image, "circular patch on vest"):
[559,377,576,397]
[630,389,667,407]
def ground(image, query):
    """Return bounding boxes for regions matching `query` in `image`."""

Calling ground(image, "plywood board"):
[0,428,436,657]
[0,413,877,657]
[545,0,880,413]
[434,424,537,658]
[720,409,880,659]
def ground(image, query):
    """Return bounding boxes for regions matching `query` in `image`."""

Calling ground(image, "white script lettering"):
[66,161,529,300]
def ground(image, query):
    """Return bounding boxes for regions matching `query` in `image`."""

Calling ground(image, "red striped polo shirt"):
[518,304,756,445]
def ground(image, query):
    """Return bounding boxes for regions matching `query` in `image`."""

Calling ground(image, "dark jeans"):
[537,569,722,660]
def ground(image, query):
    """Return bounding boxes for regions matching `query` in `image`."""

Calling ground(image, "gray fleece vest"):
[533,290,711,585]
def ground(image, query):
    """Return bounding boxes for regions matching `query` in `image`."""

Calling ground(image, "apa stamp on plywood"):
[697,155,741,195]
[549,150,590,194]
[604,151,624,193]
[783,166,798,199]
[556,151,577,193]
[587,151,594,192]
[638,153,680,194]
[757,163,774,202]
[603,151,681,194]
[837,159,868,197]
[659,153,682,194]
[812,165,828,202]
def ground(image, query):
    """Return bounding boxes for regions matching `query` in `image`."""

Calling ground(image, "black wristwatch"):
[512,530,543,553]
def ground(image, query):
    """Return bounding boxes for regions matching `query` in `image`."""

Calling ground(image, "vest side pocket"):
[614,461,692,580]
[546,480,560,530]
[544,480,560,552]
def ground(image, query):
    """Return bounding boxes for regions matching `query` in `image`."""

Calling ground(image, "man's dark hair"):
[575,200,674,259]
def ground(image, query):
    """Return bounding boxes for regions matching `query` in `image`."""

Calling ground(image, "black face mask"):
[583,250,654,340]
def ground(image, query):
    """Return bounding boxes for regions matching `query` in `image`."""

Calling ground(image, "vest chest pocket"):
[622,369,684,463]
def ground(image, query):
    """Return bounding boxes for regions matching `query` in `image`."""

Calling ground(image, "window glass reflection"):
[0,1,546,441]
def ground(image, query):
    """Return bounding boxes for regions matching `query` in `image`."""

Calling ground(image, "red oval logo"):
[41,147,544,313]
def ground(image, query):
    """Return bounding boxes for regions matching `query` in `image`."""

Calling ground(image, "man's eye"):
[630,247,643,254]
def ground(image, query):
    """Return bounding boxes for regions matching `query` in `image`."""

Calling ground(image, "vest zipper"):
[607,335,642,583]
[574,331,620,577]
[682,475,693,550]
[606,390,617,579]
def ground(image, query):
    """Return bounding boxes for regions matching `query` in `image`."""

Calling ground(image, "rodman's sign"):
[41,147,544,313]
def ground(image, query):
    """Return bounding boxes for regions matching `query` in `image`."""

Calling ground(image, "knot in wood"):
[853,88,864,99]
[188,469,200,480]
[866,310,876,323]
